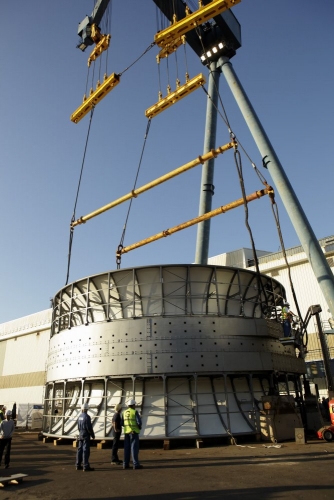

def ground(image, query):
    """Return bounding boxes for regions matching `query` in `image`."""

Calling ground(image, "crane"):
[77,0,111,66]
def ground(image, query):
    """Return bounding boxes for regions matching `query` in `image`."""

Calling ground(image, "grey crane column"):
[195,60,221,264]
[219,55,334,318]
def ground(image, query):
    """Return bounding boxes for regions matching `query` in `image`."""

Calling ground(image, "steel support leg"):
[195,60,221,264]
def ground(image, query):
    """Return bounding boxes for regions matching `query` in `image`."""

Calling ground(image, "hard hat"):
[127,399,136,407]
[82,403,89,410]
[284,302,290,306]
[5,410,12,416]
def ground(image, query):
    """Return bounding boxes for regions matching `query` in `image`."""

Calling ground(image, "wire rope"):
[203,64,269,308]
[193,25,265,183]
[91,61,96,91]
[157,60,162,98]
[116,118,152,269]
[192,39,266,279]
[183,38,189,80]
[174,49,180,86]
[98,50,103,82]
[233,147,269,311]
[65,108,95,285]
[270,201,306,344]
[119,42,156,77]
[85,68,90,98]
[104,0,112,76]
[204,64,305,335]
[200,84,268,187]
[166,56,171,92]
[172,0,177,20]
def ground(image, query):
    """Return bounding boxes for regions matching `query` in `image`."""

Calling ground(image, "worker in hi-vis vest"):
[122,399,143,469]
[282,302,295,337]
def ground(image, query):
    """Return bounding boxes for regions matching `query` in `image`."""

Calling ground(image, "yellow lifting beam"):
[71,142,235,228]
[145,73,206,119]
[87,24,111,67]
[117,186,274,257]
[154,0,242,48]
[70,72,120,124]
[88,33,111,67]
[157,35,185,62]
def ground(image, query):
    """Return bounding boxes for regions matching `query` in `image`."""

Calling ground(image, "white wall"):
[0,310,51,406]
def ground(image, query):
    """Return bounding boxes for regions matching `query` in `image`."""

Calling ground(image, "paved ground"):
[0,432,333,500]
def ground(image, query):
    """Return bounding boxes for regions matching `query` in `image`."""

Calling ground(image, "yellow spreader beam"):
[70,73,120,124]
[71,142,235,228]
[154,0,242,48]
[157,35,185,61]
[145,73,206,119]
[88,34,111,67]
[117,187,273,257]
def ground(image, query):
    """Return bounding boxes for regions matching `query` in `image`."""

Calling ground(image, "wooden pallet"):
[0,473,28,487]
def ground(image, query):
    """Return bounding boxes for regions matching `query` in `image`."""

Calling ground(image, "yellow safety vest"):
[123,408,140,434]
[282,307,289,320]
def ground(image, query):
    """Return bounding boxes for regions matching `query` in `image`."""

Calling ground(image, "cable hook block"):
[70,72,120,123]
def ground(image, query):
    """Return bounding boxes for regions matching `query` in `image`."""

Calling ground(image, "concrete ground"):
[0,433,333,500]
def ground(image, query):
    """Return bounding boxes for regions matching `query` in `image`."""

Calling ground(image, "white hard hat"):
[127,399,136,407]
[82,403,89,410]
[5,410,12,416]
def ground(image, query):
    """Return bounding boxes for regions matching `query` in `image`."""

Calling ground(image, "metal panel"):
[162,267,188,316]
[195,377,225,436]
[140,378,165,438]
[226,377,254,434]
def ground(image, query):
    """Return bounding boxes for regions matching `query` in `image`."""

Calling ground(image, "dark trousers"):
[76,438,91,469]
[111,432,121,462]
[0,437,12,466]
[283,320,291,337]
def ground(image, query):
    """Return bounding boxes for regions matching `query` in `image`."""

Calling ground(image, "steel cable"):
[65,107,95,285]
[116,118,152,269]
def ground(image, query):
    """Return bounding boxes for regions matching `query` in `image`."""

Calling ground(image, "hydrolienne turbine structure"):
[42,0,334,442]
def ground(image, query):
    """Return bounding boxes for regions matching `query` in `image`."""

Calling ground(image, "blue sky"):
[1,0,333,323]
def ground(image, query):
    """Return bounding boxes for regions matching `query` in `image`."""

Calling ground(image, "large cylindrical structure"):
[43,265,305,439]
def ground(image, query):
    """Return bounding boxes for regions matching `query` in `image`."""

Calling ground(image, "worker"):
[111,403,123,465]
[122,399,143,470]
[0,409,15,469]
[0,406,6,421]
[282,302,295,337]
[76,403,95,472]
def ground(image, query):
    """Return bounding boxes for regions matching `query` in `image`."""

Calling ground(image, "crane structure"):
[71,0,334,324]
[71,0,242,123]
[77,0,111,53]
[71,0,114,123]
[39,1,334,444]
